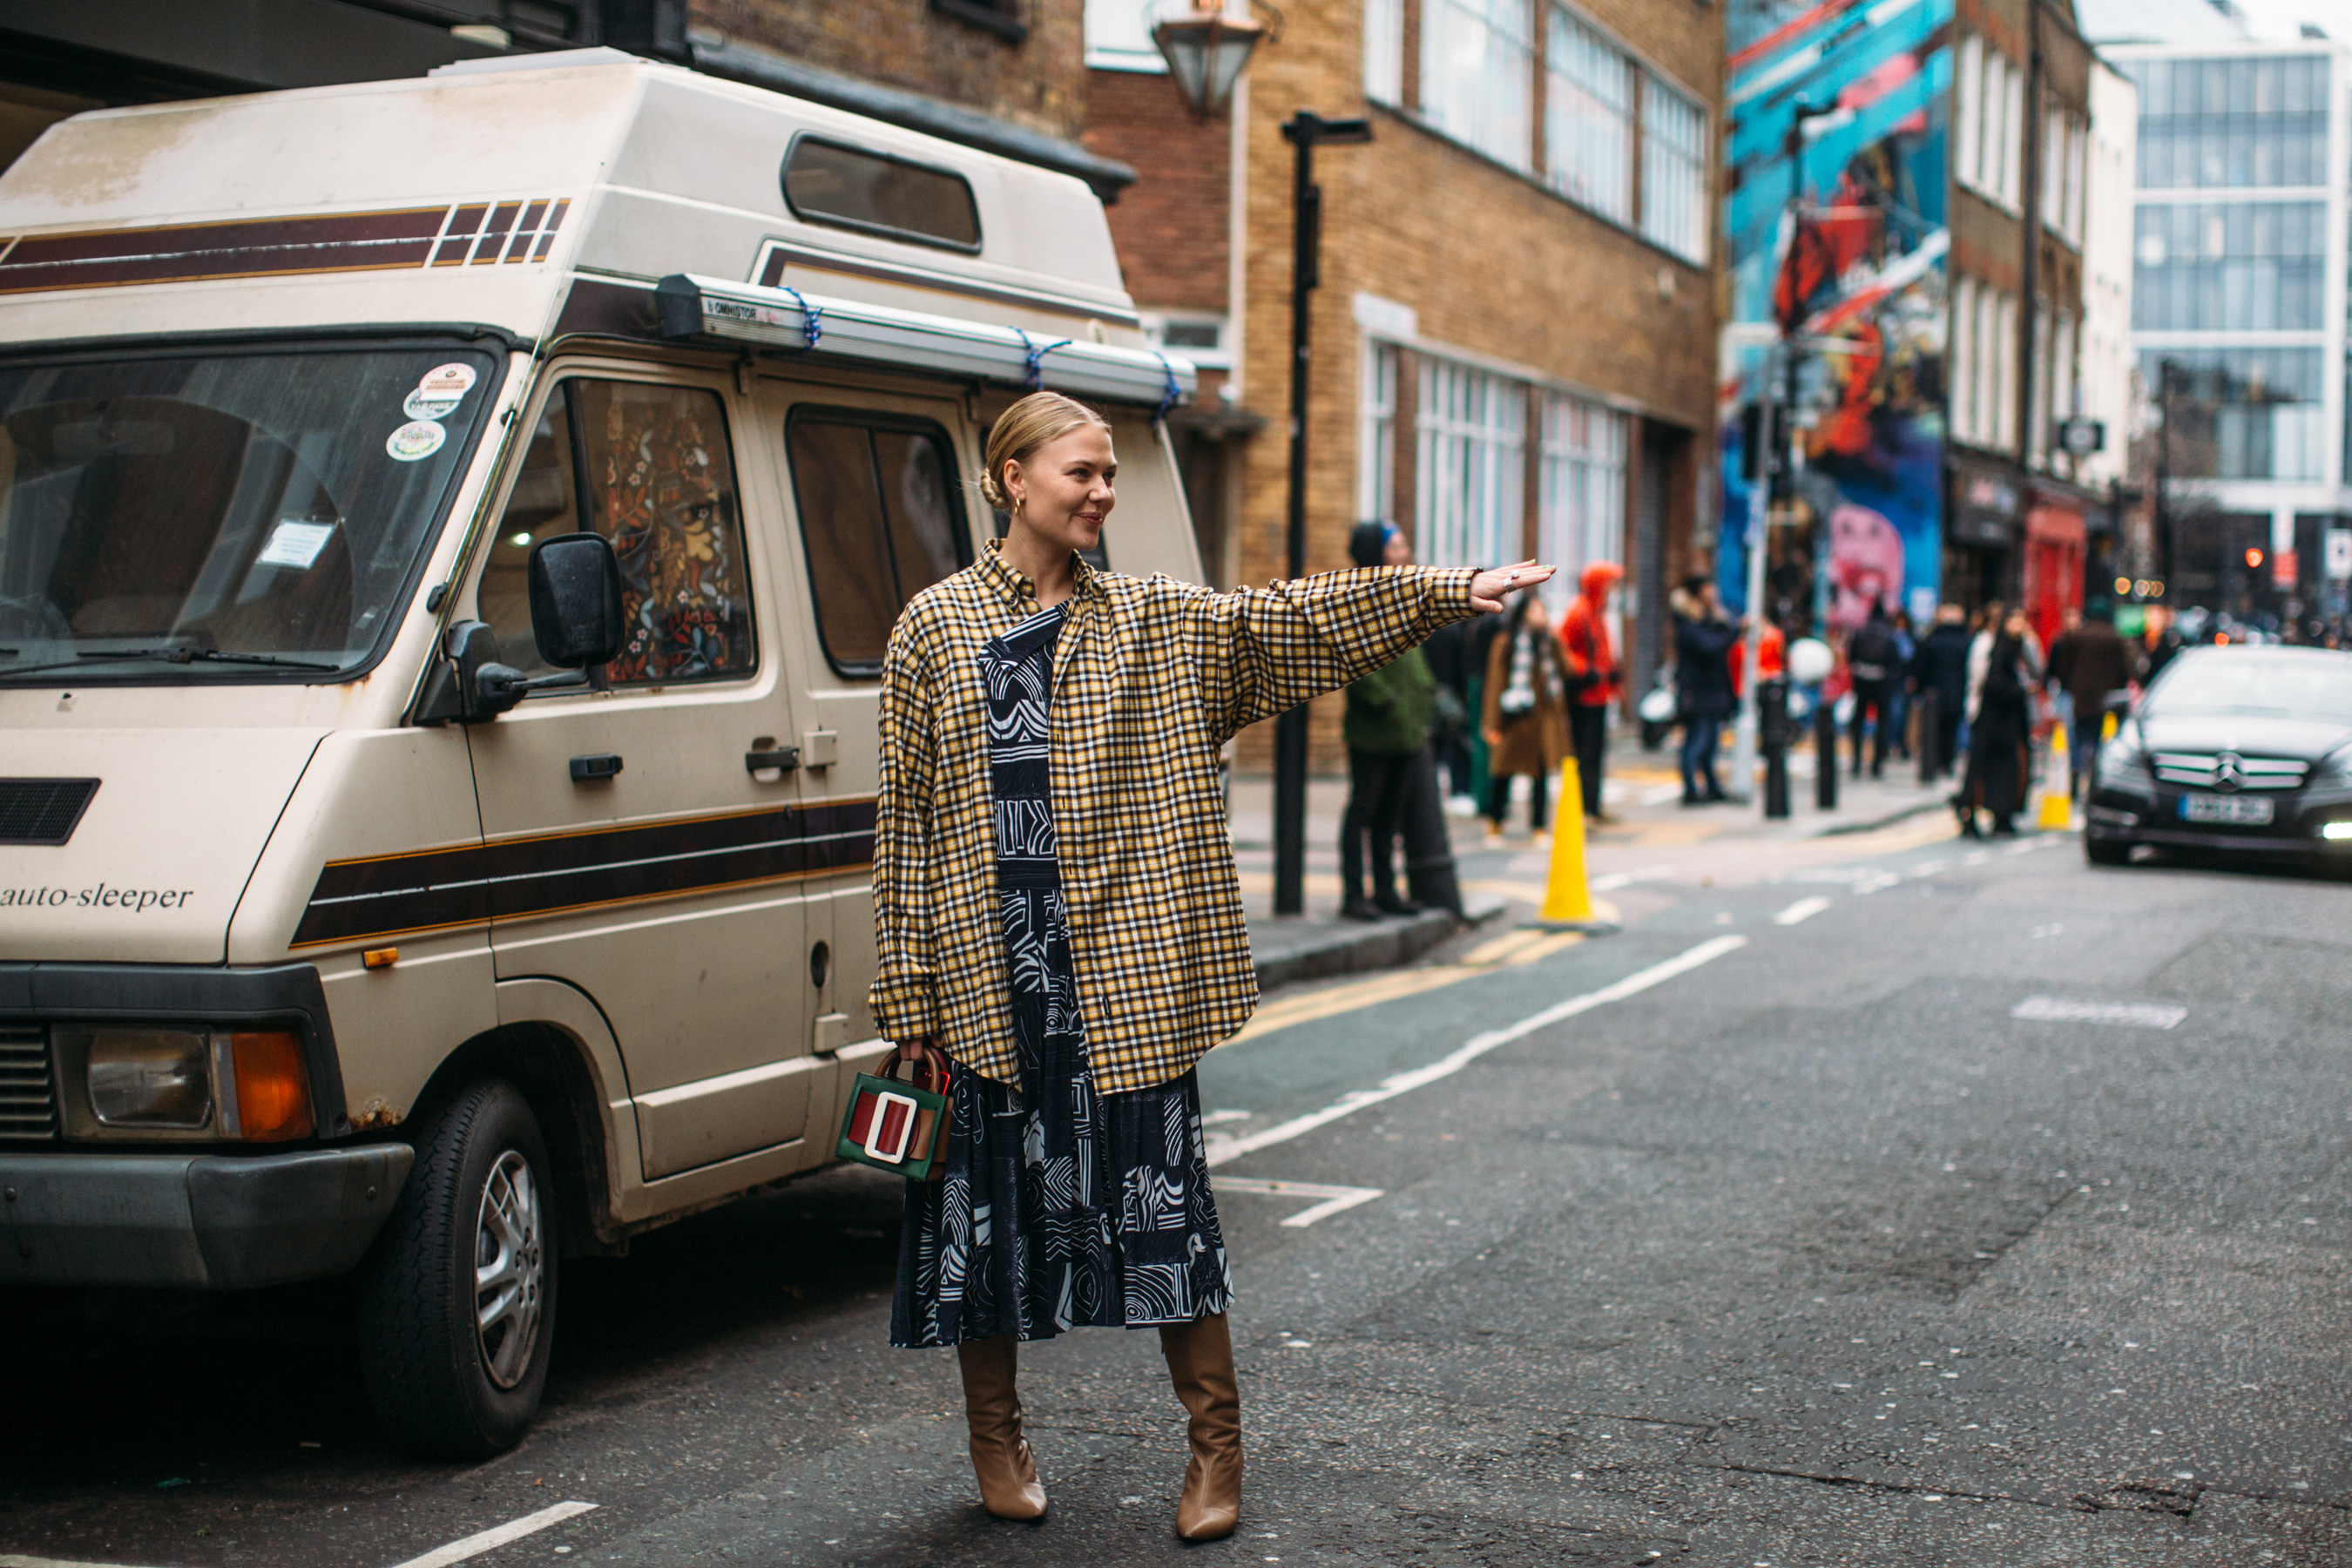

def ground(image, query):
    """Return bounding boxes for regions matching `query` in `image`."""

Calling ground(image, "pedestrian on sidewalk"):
[1558,561,1624,821]
[1420,611,1477,806]
[1670,577,1739,805]
[2051,602,2135,797]
[1339,521,1434,922]
[1482,589,1571,845]
[1846,600,1902,779]
[875,391,1551,1542]
[1956,607,2041,836]
[1888,608,1918,761]
[1913,604,1970,778]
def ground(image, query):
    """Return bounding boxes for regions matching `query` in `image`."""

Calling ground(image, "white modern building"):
[2092,3,2352,621]
[2078,57,2140,497]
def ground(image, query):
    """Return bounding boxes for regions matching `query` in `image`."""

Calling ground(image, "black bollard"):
[1814,693,1839,810]
[1760,676,1791,819]
[1916,688,1941,784]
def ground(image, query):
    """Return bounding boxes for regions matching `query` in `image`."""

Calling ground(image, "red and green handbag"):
[837,1043,952,1181]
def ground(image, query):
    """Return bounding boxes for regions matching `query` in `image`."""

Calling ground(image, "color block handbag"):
[837,1043,952,1181]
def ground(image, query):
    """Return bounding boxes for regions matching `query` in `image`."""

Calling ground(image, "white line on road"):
[2011,997,2186,1030]
[1589,864,1673,893]
[387,1502,600,1568]
[1216,1176,1387,1227]
[1206,936,1747,1168]
[1774,896,1834,926]
[2,1555,155,1567]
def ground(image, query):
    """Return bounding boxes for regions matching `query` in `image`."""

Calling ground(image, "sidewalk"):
[1229,727,1966,983]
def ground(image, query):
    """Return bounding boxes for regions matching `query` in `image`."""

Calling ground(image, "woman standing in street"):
[1957,608,2041,836]
[874,391,1550,1540]
[1480,590,1572,846]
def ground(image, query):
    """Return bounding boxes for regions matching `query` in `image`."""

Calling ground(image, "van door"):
[464,364,816,1180]
[755,382,978,1076]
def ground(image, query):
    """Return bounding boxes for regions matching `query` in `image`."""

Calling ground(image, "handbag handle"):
[883,1042,953,1098]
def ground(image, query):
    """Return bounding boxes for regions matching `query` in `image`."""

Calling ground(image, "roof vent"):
[429,46,647,78]
[0,779,99,846]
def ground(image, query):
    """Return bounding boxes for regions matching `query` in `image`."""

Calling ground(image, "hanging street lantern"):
[1152,0,1269,118]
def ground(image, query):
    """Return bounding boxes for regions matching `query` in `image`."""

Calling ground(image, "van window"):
[785,409,970,676]
[482,380,754,686]
[782,137,982,253]
[0,341,498,685]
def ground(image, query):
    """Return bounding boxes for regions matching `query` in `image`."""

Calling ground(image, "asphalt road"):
[4,821,2349,1567]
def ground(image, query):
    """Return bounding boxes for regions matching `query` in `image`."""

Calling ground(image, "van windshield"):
[0,341,502,683]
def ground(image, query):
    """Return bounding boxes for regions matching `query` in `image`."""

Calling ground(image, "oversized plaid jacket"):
[871,542,1478,1096]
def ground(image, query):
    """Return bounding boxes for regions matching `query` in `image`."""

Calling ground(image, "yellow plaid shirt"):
[871,542,1477,1096]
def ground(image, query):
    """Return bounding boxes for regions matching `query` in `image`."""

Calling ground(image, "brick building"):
[1086,0,1725,764]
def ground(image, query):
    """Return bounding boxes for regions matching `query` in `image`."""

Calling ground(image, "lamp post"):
[1151,0,1267,118]
[1270,109,1372,917]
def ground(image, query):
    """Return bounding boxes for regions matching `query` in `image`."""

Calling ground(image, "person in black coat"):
[1671,577,1740,805]
[1420,615,1477,801]
[1911,603,1970,780]
[1959,611,2038,836]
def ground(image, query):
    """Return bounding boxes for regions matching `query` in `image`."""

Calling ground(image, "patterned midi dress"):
[891,603,1233,1348]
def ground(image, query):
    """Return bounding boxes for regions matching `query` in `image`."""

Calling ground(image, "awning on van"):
[652,274,1197,412]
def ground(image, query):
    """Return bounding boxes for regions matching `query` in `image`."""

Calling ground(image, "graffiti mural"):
[1719,0,1952,634]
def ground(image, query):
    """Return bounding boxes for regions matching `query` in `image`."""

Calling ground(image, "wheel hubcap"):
[474,1150,544,1389]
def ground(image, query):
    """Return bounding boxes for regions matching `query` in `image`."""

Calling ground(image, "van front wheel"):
[357,1079,558,1460]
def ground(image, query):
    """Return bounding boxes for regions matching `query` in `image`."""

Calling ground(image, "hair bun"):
[976,469,1010,511]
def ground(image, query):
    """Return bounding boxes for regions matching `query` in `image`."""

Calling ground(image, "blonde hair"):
[977,391,1112,511]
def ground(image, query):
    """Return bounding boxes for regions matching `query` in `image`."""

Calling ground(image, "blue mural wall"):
[1719,0,1951,633]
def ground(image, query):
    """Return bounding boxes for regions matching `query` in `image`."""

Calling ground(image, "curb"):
[1812,796,1951,837]
[1252,892,1510,990]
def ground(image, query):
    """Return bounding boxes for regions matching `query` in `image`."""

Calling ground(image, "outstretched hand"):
[1468,562,1558,613]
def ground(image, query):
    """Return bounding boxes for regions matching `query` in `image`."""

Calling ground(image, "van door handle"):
[745,747,801,774]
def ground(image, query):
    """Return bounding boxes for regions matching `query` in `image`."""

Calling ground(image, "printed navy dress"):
[892,603,1233,1348]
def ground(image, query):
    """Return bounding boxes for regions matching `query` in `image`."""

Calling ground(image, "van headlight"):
[59,1025,314,1140]
[85,1030,213,1128]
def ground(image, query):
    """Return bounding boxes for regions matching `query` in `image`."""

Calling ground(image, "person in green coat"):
[1340,521,1436,921]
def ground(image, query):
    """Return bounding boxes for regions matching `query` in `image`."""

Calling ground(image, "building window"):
[1950,275,1977,444]
[1538,391,1626,599]
[1085,0,1163,71]
[2132,200,2327,332]
[2141,348,2325,481]
[1977,287,2004,452]
[1416,356,1526,569]
[1955,35,1984,191]
[932,0,1028,45]
[1420,0,1535,172]
[1359,340,1398,523]
[1143,312,1232,370]
[1995,291,2020,451]
[1639,76,1707,263]
[1365,0,1404,105]
[2121,55,2330,190]
[1544,6,1632,222]
[2031,298,2053,464]
[2000,58,2025,208]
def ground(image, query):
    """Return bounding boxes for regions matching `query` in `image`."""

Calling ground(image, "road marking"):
[1216,1177,1387,1227]
[1207,936,1747,1167]
[1227,963,1480,1043]
[1590,864,1673,892]
[388,1503,599,1568]
[2011,997,2186,1030]
[1,1556,155,1567]
[1774,896,1833,925]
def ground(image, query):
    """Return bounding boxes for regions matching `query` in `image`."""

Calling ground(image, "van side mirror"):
[527,532,625,670]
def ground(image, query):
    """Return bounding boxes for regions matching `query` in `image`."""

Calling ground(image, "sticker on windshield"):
[256,518,336,570]
[417,362,476,400]
[386,420,446,463]
[403,386,463,420]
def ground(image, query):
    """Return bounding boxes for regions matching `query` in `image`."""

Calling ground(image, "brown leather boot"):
[1159,1312,1242,1541]
[957,1335,1046,1520]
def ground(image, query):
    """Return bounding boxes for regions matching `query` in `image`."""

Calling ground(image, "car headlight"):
[84,1029,213,1128]
[58,1025,313,1140]
[2099,727,2146,776]
[2315,748,2352,785]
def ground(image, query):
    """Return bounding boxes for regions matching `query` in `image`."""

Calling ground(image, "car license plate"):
[2180,793,2274,825]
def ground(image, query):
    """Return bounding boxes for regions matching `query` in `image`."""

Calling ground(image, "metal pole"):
[1272,115,1318,916]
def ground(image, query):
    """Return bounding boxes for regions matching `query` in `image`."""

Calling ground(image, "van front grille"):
[0,778,100,844]
[0,1026,57,1139]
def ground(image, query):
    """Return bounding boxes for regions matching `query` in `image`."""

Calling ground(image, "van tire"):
[357,1079,558,1460]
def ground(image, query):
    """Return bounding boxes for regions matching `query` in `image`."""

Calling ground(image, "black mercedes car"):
[2085,645,2352,868]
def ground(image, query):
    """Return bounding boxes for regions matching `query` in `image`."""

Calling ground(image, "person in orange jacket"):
[1557,561,1624,821]
[1728,618,1786,698]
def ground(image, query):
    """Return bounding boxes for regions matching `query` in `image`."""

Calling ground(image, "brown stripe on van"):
[287,798,875,949]
[0,208,447,293]
[505,200,549,262]
[530,199,571,262]
[474,200,524,264]
[430,204,490,267]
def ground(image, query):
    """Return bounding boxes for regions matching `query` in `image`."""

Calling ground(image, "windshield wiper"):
[0,645,343,679]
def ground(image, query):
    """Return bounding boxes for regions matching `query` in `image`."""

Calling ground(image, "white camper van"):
[0,50,1200,1456]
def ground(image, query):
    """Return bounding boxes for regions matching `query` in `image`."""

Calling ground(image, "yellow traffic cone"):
[1539,757,1618,931]
[2038,723,2074,830]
